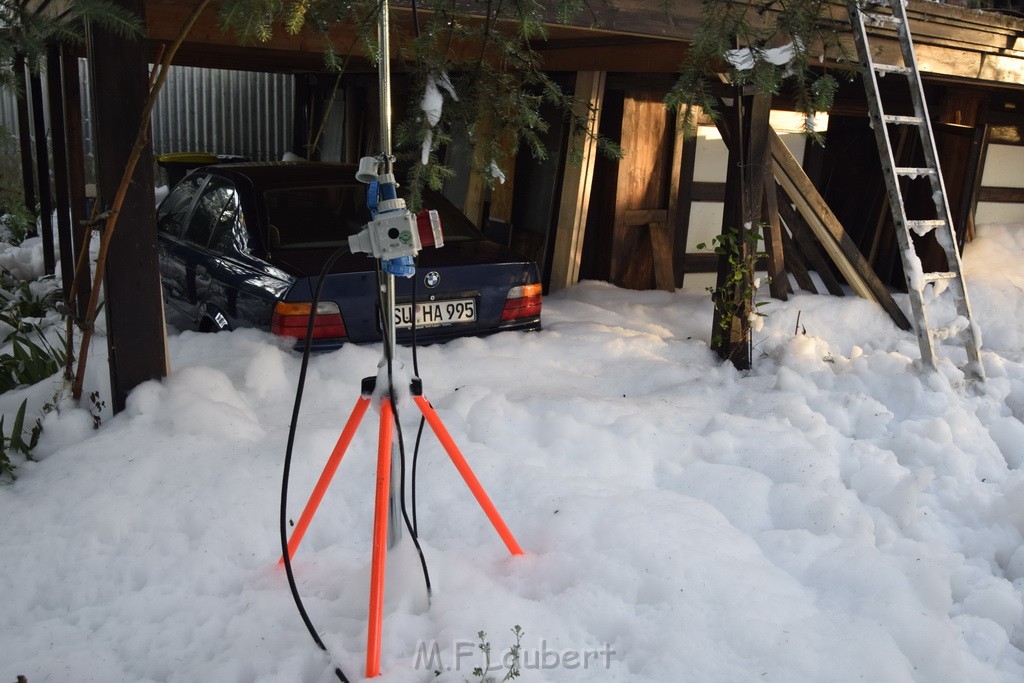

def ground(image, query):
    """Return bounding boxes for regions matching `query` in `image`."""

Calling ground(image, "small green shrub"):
[0,398,42,481]
[698,223,771,370]
[0,225,67,476]
[0,201,36,246]
[0,330,66,392]
[0,265,65,392]
[468,626,522,683]
[0,269,64,323]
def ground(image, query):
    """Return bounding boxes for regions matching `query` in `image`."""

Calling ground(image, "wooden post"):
[46,45,73,295]
[549,70,606,293]
[86,0,169,412]
[711,93,749,368]
[60,43,91,317]
[673,118,698,288]
[29,69,55,274]
[709,91,772,369]
[624,209,673,292]
[13,55,35,211]
[762,169,788,300]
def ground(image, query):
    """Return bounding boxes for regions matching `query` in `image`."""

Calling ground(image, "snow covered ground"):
[3,223,1024,682]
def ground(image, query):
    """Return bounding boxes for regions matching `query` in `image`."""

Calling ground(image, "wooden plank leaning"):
[769,129,912,330]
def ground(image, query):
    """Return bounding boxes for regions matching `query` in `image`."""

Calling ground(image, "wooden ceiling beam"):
[140,0,1024,88]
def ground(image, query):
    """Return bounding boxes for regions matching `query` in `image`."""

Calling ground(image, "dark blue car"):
[156,162,542,348]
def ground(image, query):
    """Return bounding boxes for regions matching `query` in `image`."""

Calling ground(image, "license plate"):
[394,298,476,329]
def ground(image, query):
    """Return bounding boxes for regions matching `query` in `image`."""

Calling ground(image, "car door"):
[183,176,240,325]
[156,173,207,328]
[158,173,241,328]
[201,188,292,330]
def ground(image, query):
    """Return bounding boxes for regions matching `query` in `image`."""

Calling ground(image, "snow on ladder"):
[847,0,984,379]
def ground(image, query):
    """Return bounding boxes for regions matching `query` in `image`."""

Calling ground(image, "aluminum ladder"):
[848,0,984,379]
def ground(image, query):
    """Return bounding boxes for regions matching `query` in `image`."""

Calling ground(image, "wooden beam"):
[462,165,487,227]
[612,90,673,289]
[87,0,169,412]
[13,56,34,210]
[673,122,697,287]
[138,0,1024,87]
[691,182,726,202]
[649,223,674,292]
[978,186,1024,202]
[534,39,687,73]
[624,209,668,225]
[770,129,912,330]
[624,208,674,291]
[550,70,605,293]
[776,184,846,297]
[744,92,773,224]
[46,45,75,302]
[781,228,818,294]
[682,253,718,273]
[488,145,518,225]
[29,69,55,274]
[762,169,788,301]
[60,41,91,317]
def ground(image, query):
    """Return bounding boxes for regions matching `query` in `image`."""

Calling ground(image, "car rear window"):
[262,183,481,250]
[263,184,367,249]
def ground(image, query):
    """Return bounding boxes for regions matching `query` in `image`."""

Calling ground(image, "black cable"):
[411,412,426,537]
[282,246,351,683]
[376,262,432,597]
[409,255,426,537]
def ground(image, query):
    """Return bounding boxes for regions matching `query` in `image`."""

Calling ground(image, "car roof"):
[203,161,361,189]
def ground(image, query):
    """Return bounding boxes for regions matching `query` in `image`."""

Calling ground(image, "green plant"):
[0,199,36,245]
[0,266,66,392]
[0,329,66,392]
[0,398,41,481]
[0,268,63,322]
[468,626,523,683]
[0,0,142,91]
[698,223,769,364]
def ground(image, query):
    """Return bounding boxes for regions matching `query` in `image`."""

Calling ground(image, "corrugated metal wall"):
[147,65,293,160]
[0,61,295,176]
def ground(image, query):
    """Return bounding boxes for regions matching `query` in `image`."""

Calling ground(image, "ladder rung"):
[873,63,911,76]
[862,11,902,26]
[932,316,970,341]
[895,167,937,177]
[923,271,958,283]
[883,115,924,125]
[905,219,947,235]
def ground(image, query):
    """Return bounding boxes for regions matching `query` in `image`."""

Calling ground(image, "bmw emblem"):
[424,271,440,288]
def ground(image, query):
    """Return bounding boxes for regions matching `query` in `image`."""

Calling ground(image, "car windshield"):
[262,182,481,250]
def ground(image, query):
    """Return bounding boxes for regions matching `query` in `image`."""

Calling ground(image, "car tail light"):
[500,283,542,322]
[271,301,347,339]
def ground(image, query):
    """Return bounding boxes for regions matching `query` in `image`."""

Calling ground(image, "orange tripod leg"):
[366,398,395,678]
[280,395,372,564]
[413,395,524,556]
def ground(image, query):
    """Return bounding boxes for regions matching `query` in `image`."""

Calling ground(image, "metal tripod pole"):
[375,0,404,550]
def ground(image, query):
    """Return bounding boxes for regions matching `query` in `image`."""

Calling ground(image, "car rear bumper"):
[291,316,541,352]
